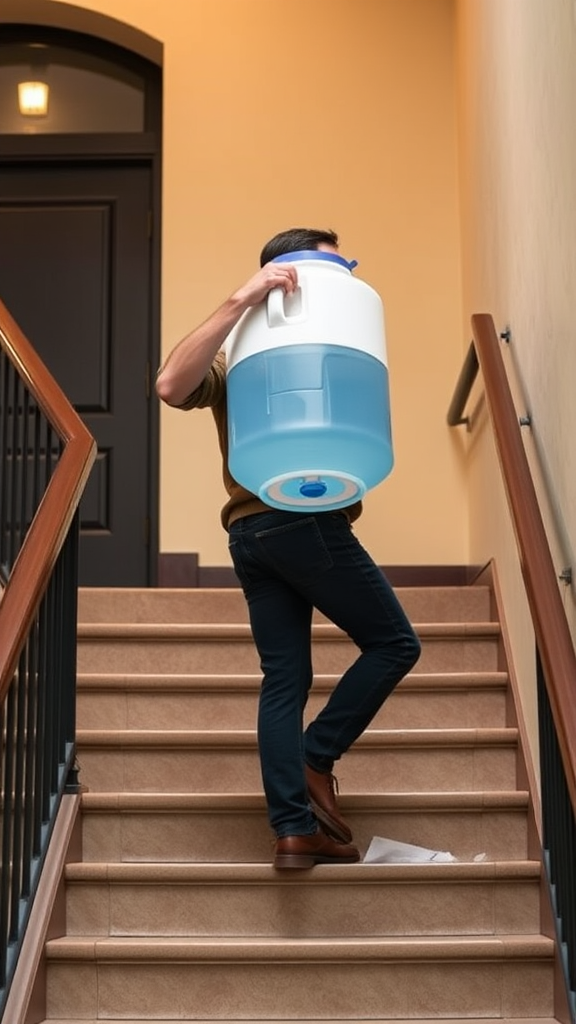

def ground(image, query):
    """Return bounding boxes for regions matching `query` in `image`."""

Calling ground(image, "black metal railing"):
[0,302,95,1018]
[449,313,576,1021]
[0,519,80,1006]
[538,653,576,1011]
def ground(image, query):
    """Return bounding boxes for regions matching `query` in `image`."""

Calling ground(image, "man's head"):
[260,228,339,267]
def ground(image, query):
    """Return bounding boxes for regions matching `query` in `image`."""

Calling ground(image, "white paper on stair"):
[362,836,486,864]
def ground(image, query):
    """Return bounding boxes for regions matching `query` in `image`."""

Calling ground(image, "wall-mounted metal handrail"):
[446,340,479,428]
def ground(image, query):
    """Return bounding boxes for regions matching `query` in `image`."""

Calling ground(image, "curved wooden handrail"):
[470,313,576,811]
[0,298,96,704]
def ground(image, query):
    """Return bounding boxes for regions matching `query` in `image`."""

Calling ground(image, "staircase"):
[41,582,558,1024]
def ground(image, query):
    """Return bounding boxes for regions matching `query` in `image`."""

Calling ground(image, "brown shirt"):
[177,349,363,531]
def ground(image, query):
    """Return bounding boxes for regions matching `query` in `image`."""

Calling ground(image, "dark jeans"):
[228,510,421,838]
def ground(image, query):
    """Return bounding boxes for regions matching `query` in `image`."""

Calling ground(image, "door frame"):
[0,134,162,587]
[0,16,162,584]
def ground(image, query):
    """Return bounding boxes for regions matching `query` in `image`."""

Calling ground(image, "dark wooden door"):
[0,160,155,586]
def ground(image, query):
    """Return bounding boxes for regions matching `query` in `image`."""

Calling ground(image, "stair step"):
[78,584,493,625]
[76,670,509,730]
[64,859,542,938]
[76,621,501,674]
[75,726,518,794]
[45,934,555,1020]
[80,790,530,863]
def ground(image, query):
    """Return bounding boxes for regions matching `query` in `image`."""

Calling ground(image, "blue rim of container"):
[272,250,358,271]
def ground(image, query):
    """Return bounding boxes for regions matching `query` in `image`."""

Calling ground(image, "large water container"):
[225,250,393,512]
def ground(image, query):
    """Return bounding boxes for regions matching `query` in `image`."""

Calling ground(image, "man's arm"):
[156,261,298,408]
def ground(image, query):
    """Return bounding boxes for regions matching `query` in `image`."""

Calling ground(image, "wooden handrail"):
[0,298,96,704]
[470,313,576,811]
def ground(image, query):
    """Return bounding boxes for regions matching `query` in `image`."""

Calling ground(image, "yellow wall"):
[456,0,576,773]
[48,0,466,569]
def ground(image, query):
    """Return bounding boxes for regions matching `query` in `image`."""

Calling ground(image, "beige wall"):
[48,0,466,568]
[456,0,576,772]
[38,0,576,781]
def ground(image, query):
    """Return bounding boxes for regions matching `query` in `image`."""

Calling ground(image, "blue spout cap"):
[299,480,328,498]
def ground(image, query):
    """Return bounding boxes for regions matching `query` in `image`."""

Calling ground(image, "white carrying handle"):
[266,285,306,327]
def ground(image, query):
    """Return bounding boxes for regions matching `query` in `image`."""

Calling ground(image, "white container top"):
[226,250,388,371]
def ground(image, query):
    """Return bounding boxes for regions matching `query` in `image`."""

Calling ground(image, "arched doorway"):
[0,6,162,586]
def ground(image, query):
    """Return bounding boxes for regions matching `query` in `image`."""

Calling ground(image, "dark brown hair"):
[259,228,339,267]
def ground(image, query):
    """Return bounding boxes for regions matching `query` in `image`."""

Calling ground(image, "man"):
[156,228,421,869]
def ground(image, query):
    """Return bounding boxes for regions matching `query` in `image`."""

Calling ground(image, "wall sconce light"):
[18,81,49,117]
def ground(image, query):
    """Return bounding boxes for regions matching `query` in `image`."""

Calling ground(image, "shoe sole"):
[309,797,354,844]
[274,852,360,869]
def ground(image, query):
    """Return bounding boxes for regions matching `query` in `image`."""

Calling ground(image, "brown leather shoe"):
[274,831,360,869]
[305,764,353,843]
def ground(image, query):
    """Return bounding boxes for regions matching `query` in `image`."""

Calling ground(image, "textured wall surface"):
[457,0,576,773]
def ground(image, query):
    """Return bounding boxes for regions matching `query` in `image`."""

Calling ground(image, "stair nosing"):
[76,670,509,691]
[44,932,555,961]
[65,859,542,883]
[79,789,530,811]
[77,621,501,641]
[75,726,519,748]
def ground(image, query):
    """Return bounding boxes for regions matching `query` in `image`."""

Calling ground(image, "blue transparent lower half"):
[227,344,394,511]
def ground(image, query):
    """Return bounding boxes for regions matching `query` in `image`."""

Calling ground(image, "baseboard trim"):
[158,554,479,588]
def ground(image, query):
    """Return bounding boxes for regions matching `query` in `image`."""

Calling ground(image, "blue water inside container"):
[227,343,393,511]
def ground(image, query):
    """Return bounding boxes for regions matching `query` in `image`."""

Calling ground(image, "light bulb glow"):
[18,81,49,117]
